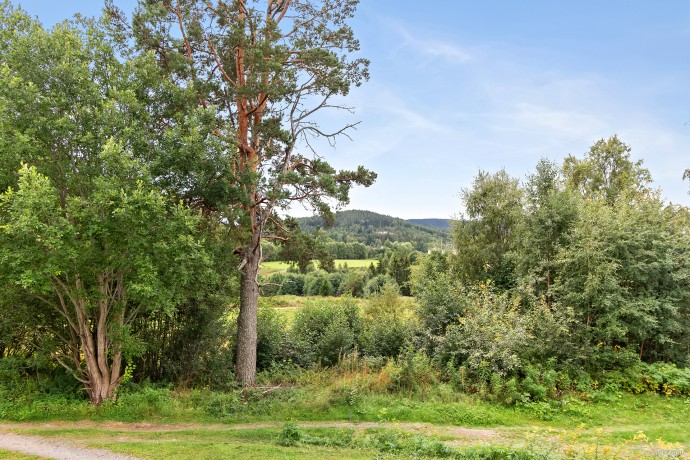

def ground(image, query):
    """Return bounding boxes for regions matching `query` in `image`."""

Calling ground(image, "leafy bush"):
[338,270,369,297]
[0,357,27,392]
[0,356,83,398]
[328,271,346,294]
[361,283,412,358]
[363,274,397,297]
[304,270,334,296]
[437,285,530,378]
[278,422,304,446]
[602,361,690,396]
[380,346,438,393]
[261,273,284,296]
[279,272,305,296]
[413,270,467,337]
[361,319,410,359]
[256,308,289,371]
[254,307,315,370]
[291,298,363,366]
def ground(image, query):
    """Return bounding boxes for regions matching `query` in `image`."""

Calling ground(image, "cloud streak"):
[389,22,472,65]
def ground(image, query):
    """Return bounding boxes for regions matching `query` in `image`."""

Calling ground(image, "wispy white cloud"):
[389,22,471,65]
[297,17,690,218]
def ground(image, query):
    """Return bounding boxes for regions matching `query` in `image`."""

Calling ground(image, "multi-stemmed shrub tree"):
[0,7,215,403]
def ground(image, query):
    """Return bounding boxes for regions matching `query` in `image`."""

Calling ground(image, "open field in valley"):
[260,260,377,276]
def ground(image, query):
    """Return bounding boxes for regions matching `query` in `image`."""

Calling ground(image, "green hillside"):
[406,218,451,231]
[297,209,449,251]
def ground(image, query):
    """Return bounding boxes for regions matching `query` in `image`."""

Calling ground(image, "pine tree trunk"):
[235,235,260,385]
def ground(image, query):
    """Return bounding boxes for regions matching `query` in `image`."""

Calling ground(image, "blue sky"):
[18,1,690,219]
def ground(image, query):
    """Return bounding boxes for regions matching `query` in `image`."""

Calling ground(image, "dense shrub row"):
[2,285,689,410]
[250,282,690,402]
[262,269,398,298]
[254,293,415,371]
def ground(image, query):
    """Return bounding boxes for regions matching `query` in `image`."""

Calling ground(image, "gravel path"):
[0,431,141,460]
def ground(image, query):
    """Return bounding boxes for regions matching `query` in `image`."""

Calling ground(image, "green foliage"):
[277,423,501,459]
[452,169,523,289]
[262,272,305,296]
[374,346,439,394]
[513,158,578,304]
[553,195,690,368]
[291,299,363,366]
[413,140,690,396]
[363,274,397,297]
[280,273,306,296]
[361,319,410,359]
[361,283,412,358]
[277,422,304,447]
[304,270,335,296]
[0,6,237,400]
[338,269,369,297]
[639,362,690,396]
[278,222,327,274]
[387,250,414,295]
[602,362,690,396]
[563,135,652,205]
[432,286,577,394]
[438,285,532,378]
[412,253,466,337]
[327,270,347,294]
[256,308,290,372]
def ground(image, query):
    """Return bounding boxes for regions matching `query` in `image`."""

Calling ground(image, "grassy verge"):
[2,372,689,427]
[5,418,688,459]
[1,376,688,459]
[0,449,41,459]
[1,360,689,459]
[9,426,382,460]
[8,425,539,460]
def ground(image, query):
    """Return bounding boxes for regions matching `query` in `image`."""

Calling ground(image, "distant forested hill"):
[406,218,451,231]
[297,210,449,251]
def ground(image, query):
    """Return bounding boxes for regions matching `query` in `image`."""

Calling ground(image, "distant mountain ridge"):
[297,209,449,251]
[406,218,451,231]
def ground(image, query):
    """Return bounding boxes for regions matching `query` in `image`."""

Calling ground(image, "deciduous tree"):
[514,159,578,305]
[452,169,523,289]
[0,6,213,403]
[563,135,652,205]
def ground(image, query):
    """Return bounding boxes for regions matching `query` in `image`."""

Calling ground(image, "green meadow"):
[260,259,377,276]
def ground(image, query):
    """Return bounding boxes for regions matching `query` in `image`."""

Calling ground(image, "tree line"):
[298,209,449,252]
[415,136,690,385]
